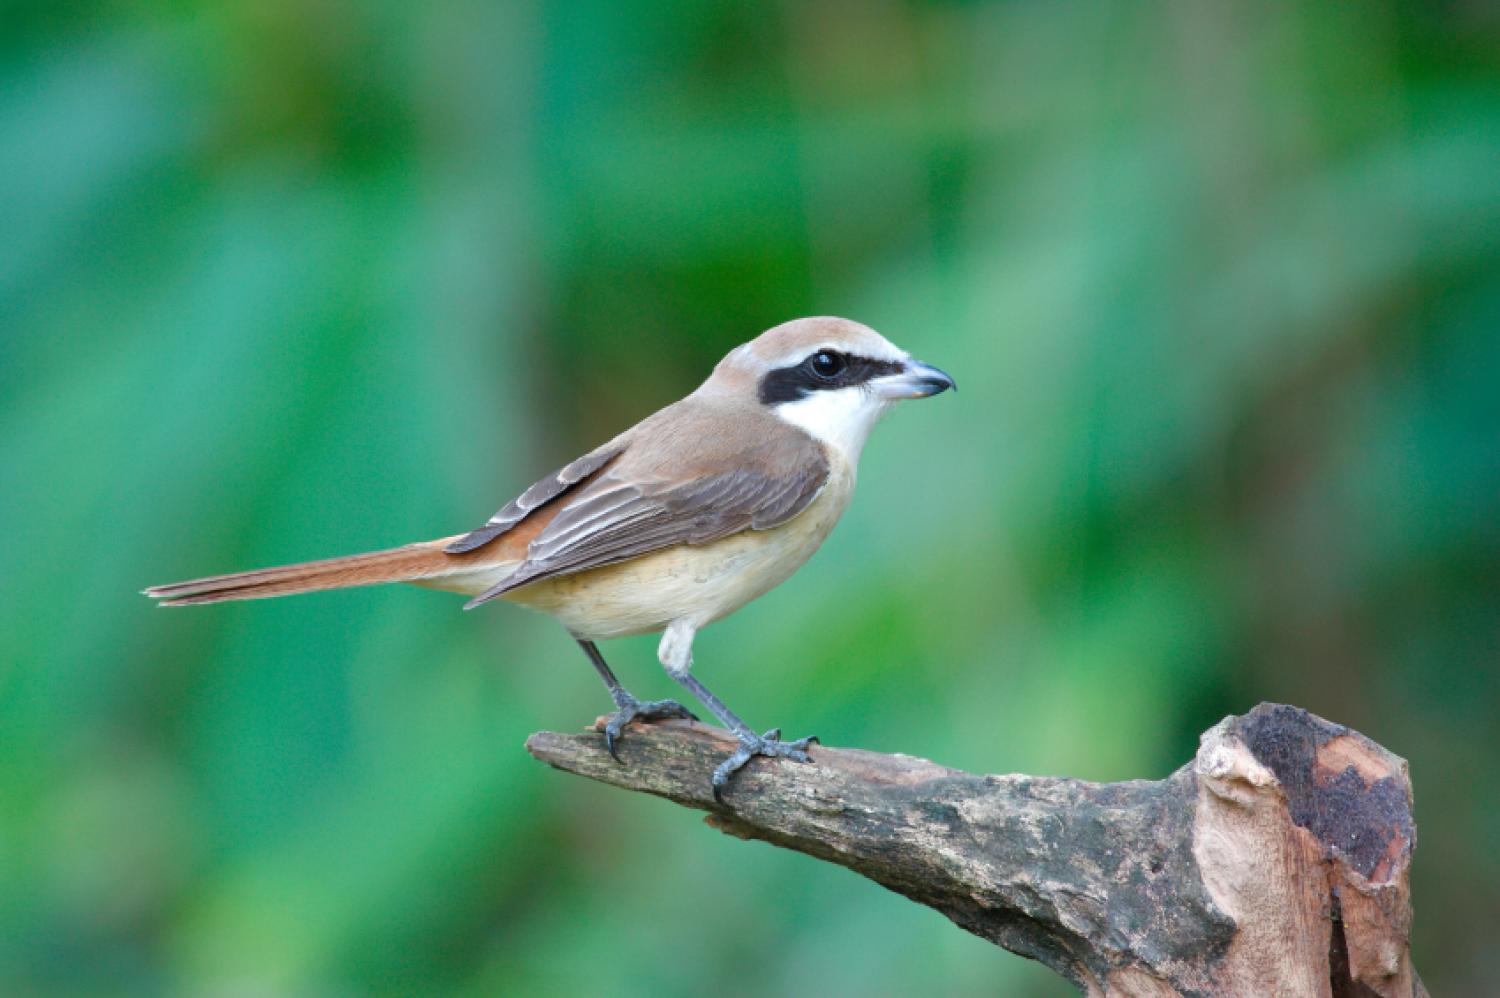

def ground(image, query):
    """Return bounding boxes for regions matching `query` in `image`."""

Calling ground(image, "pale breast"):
[504,459,856,640]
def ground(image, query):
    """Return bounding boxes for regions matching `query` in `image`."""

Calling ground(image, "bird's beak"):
[870,359,957,400]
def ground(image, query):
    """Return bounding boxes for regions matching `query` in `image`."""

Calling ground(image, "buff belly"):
[495,462,854,640]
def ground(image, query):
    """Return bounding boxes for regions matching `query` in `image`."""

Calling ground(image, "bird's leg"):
[668,672,820,799]
[576,639,695,761]
[657,622,818,800]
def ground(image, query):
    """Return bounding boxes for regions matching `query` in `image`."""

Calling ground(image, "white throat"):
[771,388,890,464]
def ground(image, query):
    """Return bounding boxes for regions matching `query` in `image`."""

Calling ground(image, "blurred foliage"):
[3,1,1498,995]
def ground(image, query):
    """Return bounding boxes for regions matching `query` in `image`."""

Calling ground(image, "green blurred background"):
[3,1,1498,994]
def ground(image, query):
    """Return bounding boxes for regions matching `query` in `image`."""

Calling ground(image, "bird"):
[144,316,955,796]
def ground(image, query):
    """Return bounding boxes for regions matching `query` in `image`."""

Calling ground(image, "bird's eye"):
[809,351,846,380]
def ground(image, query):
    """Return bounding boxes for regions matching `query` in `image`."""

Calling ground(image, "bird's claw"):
[712,728,819,802]
[602,697,698,761]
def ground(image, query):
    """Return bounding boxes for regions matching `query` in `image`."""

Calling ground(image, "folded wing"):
[462,422,829,608]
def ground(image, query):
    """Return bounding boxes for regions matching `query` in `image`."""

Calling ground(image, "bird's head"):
[706,317,954,461]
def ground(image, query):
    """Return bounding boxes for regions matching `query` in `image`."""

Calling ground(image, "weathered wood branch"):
[527,703,1423,997]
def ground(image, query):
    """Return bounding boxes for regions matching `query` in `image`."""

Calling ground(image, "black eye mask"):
[758,351,905,405]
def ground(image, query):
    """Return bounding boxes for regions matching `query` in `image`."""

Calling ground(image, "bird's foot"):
[712,728,819,801]
[602,697,697,761]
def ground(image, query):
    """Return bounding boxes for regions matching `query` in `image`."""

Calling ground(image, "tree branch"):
[526,703,1423,997]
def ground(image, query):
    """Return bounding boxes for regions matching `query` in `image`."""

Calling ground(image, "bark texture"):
[526,703,1424,997]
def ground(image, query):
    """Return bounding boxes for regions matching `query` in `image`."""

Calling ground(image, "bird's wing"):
[444,441,626,554]
[462,420,830,608]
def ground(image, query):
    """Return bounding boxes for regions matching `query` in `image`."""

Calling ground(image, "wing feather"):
[444,442,625,554]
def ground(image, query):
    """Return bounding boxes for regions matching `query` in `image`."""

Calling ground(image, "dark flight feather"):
[444,443,625,554]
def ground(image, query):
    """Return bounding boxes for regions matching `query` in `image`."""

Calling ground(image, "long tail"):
[144,536,509,606]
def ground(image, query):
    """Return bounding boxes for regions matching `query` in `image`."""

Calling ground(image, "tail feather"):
[144,536,502,606]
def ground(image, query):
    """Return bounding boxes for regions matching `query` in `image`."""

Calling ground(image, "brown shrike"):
[145,317,954,795]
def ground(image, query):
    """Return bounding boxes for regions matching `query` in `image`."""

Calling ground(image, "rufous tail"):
[144,536,501,606]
